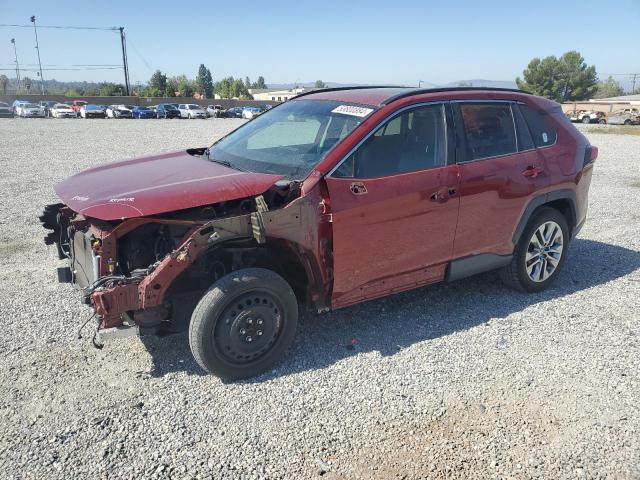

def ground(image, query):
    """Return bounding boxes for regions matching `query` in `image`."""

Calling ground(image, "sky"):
[2,0,639,90]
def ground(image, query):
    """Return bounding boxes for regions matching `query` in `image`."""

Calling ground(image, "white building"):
[249,87,310,102]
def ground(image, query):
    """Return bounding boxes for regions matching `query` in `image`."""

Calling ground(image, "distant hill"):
[444,79,518,89]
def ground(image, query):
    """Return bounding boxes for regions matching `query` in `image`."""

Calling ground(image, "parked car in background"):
[50,103,77,118]
[148,106,157,115]
[178,104,207,119]
[0,102,14,118]
[11,100,30,114]
[80,104,107,118]
[567,110,606,124]
[131,106,155,119]
[40,86,597,380]
[106,105,133,119]
[607,108,640,126]
[156,103,181,119]
[38,100,58,117]
[206,105,225,117]
[16,103,46,118]
[70,100,88,117]
[242,106,264,119]
[225,106,244,118]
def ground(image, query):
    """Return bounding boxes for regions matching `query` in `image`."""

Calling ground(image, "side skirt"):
[446,253,513,282]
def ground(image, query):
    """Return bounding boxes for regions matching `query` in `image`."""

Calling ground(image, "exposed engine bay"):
[40,179,330,343]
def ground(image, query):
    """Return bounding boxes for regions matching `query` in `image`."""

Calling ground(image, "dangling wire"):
[77,311,96,339]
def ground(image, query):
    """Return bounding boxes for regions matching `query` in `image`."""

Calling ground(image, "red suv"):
[41,87,597,379]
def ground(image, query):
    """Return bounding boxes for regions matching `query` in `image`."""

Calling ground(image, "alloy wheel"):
[526,221,564,282]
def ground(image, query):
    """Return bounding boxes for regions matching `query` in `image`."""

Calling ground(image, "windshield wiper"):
[206,149,249,172]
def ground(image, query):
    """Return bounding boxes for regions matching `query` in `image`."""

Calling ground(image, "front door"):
[325,103,460,308]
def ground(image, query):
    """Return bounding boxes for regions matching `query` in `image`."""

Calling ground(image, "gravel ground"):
[0,119,638,479]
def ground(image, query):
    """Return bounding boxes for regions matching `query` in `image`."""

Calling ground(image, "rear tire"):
[581,116,591,124]
[500,207,569,292]
[189,268,298,380]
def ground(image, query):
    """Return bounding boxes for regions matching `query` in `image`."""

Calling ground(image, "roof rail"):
[291,85,529,105]
[381,87,527,105]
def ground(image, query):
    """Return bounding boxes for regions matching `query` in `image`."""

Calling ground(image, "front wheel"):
[581,116,591,124]
[500,207,569,292]
[189,268,298,380]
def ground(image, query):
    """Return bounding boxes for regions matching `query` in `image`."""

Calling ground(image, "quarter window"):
[518,104,557,147]
[458,103,517,160]
[333,104,447,178]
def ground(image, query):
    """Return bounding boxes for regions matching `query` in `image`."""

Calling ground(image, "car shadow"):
[139,239,640,380]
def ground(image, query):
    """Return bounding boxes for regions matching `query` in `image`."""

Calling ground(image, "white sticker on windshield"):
[331,105,374,117]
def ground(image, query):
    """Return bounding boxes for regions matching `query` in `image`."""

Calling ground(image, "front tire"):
[189,268,298,380]
[500,207,569,292]
[581,116,591,124]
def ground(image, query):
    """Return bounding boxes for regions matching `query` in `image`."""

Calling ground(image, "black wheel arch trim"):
[512,189,577,246]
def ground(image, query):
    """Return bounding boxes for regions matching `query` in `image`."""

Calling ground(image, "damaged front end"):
[41,187,332,345]
[40,197,272,342]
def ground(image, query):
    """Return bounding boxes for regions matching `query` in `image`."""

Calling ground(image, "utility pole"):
[119,27,130,96]
[632,73,638,94]
[10,38,21,94]
[30,15,45,95]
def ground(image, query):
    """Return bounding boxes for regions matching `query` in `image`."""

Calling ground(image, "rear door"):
[451,101,550,258]
[325,103,460,308]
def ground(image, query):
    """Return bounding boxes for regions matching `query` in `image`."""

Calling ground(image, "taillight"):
[584,145,598,167]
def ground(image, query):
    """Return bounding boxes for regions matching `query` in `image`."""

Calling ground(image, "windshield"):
[188,105,200,109]
[208,99,374,180]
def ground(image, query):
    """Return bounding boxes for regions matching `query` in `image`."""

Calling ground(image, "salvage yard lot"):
[0,119,638,479]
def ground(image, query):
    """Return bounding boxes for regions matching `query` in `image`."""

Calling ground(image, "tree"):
[0,75,8,95]
[165,77,178,97]
[149,70,167,93]
[516,51,598,102]
[173,75,195,97]
[314,80,327,88]
[254,76,267,89]
[594,76,624,99]
[245,76,251,89]
[214,76,253,99]
[98,82,124,96]
[196,64,214,98]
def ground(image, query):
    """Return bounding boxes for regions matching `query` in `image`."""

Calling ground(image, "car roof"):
[293,86,529,107]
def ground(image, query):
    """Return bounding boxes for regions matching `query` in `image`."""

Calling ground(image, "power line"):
[0,23,118,31]
[0,67,122,72]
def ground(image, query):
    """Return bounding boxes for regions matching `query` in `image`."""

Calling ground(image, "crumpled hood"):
[55,150,283,220]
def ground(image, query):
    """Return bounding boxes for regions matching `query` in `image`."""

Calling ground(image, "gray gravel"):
[0,118,639,479]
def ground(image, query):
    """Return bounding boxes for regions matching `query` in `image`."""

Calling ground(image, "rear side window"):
[518,104,557,147]
[512,105,535,151]
[458,103,517,160]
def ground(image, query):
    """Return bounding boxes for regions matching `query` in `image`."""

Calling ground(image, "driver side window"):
[333,104,447,178]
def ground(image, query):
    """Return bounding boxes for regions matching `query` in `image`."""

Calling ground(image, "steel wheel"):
[526,221,564,282]
[213,291,284,365]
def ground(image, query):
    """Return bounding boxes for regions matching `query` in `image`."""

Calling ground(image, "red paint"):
[48,87,594,320]
[55,150,283,220]
[325,166,460,307]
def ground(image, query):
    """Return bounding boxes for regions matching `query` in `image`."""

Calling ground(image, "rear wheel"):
[624,119,632,125]
[598,118,606,124]
[189,268,298,380]
[581,116,591,124]
[500,207,569,292]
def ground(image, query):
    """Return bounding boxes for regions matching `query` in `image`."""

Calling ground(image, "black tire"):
[598,118,606,124]
[500,207,569,292]
[624,119,632,125]
[189,268,298,380]
[581,116,591,124]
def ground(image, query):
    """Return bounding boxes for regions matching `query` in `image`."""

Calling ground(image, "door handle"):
[430,189,449,203]
[522,165,544,178]
[350,182,368,195]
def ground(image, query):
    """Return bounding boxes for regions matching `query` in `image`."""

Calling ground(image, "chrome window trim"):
[326,101,447,178]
